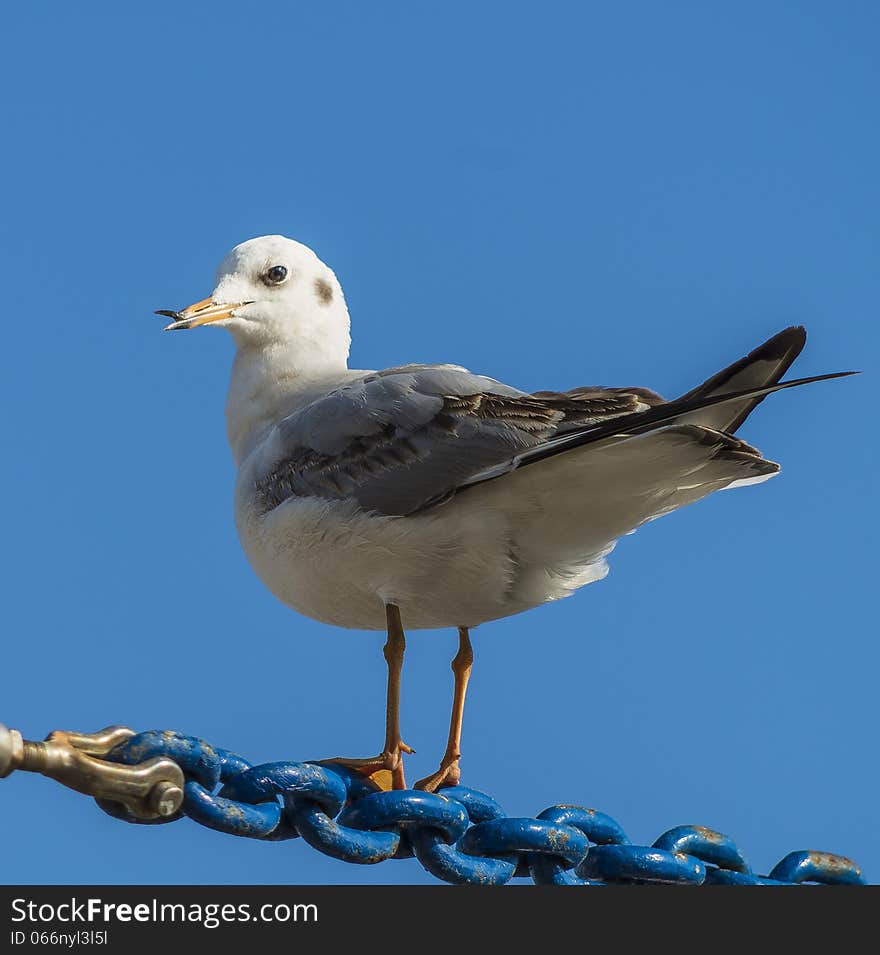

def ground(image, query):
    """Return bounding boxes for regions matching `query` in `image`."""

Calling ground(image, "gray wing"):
[251,364,660,517]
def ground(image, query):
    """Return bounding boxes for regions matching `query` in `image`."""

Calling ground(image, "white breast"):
[233,464,532,630]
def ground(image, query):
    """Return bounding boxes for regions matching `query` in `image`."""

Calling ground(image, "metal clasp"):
[0,723,184,820]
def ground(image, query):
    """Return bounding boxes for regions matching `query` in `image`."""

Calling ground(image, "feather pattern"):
[252,365,660,517]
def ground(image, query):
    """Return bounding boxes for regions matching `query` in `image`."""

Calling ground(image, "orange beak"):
[156,297,252,330]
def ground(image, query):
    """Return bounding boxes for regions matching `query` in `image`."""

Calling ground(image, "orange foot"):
[319,741,414,791]
[414,753,461,793]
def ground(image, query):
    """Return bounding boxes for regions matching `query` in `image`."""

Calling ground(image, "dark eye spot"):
[263,265,288,285]
[314,277,333,305]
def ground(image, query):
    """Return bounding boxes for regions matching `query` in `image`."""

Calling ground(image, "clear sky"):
[1,2,876,885]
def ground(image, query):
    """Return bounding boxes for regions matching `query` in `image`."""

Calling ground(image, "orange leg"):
[415,627,474,792]
[320,604,413,790]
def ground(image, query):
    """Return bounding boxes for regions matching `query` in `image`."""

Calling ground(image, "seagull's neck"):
[225,342,350,465]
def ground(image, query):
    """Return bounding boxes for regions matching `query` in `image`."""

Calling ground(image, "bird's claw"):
[414,755,461,793]
[320,740,414,791]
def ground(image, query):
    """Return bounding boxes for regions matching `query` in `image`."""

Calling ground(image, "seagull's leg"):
[377,603,414,789]
[320,603,414,790]
[415,627,474,793]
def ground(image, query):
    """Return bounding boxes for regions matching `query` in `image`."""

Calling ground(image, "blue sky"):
[1,2,876,884]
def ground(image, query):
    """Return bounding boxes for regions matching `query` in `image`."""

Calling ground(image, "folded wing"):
[252,364,658,516]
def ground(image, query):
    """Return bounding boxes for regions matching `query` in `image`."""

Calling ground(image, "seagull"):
[158,234,853,792]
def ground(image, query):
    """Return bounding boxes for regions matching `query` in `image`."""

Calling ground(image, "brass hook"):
[0,723,184,820]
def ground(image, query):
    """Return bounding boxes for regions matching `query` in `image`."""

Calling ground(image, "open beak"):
[156,297,252,331]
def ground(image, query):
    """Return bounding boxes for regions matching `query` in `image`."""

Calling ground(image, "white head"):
[159,235,351,372]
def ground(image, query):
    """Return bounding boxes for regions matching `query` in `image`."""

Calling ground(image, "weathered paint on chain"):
[84,729,868,886]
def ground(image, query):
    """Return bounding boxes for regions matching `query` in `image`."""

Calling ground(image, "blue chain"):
[96,730,865,886]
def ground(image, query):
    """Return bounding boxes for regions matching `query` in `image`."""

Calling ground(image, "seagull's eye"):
[263,265,289,286]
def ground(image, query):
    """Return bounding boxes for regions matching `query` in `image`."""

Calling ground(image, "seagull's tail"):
[496,357,855,478]
[672,325,809,434]
[458,327,857,614]
[451,327,856,499]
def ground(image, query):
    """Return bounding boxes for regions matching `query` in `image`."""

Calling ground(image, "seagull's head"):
[158,234,351,366]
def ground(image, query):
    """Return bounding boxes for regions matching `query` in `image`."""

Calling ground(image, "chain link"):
[84,728,864,886]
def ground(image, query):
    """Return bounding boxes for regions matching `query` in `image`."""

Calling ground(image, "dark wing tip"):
[749,325,807,363]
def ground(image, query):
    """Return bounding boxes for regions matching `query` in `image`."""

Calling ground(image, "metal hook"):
[0,723,184,820]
